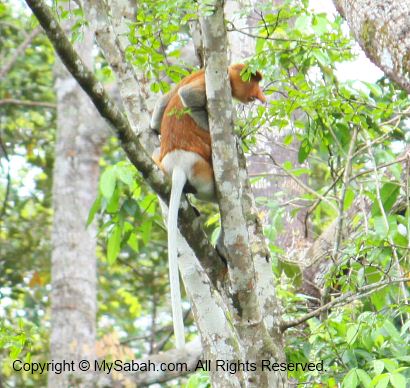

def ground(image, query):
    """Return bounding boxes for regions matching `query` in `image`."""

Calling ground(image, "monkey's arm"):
[178,83,209,131]
[150,92,172,133]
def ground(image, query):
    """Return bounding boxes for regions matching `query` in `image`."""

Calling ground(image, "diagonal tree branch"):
[24,0,224,288]
[281,277,410,331]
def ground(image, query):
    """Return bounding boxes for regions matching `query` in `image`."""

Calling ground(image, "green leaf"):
[371,182,400,215]
[390,373,406,388]
[107,225,121,265]
[100,168,117,200]
[356,369,371,388]
[127,233,139,252]
[370,287,388,310]
[342,368,358,388]
[346,324,359,344]
[116,165,135,186]
[373,360,384,375]
[294,15,310,31]
[343,188,355,211]
[382,358,398,373]
[291,167,310,177]
[106,186,120,214]
[382,320,400,340]
[139,221,152,245]
[298,140,311,163]
[281,261,302,283]
[256,37,266,52]
[362,81,383,97]
[283,161,292,170]
[86,195,102,226]
[283,134,293,145]
[313,50,331,66]
[140,195,157,215]
[372,374,389,388]
[10,345,22,359]
[373,216,388,238]
[400,319,410,335]
[380,183,400,212]
[312,14,328,35]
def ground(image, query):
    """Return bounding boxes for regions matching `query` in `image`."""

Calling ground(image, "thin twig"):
[280,277,410,331]
[0,99,56,109]
[349,154,407,182]
[352,111,406,159]
[304,169,344,238]
[333,126,358,258]
[366,138,409,321]
[226,20,348,51]
[0,26,41,79]
[260,151,338,212]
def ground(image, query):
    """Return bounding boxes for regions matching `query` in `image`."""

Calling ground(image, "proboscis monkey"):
[151,64,266,349]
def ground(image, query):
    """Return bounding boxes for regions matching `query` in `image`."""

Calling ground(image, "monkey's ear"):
[252,71,262,82]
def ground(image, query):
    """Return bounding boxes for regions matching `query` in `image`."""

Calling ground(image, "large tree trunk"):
[200,1,287,386]
[48,25,107,387]
[333,0,410,93]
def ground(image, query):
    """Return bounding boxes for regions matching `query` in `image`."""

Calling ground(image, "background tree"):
[332,0,410,93]
[48,4,109,386]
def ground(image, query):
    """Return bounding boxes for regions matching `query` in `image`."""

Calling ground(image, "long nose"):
[257,89,267,103]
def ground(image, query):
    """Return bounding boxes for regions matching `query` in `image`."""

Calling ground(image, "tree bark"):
[333,0,410,93]
[48,21,108,388]
[200,1,287,386]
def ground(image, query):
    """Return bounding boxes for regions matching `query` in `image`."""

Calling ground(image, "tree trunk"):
[200,1,287,386]
[48,24,107,387]
[333,0,410,93]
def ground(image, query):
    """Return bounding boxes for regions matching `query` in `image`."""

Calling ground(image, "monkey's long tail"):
[168,166,187,349]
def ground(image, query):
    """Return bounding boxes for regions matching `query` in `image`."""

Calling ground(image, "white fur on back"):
[162,150,215,201]
[161,150,204,177]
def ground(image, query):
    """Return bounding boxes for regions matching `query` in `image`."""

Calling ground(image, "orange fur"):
[158,64,265,168]
[159,96,212,164]
[155,64,265,350]
[192,159,214,182]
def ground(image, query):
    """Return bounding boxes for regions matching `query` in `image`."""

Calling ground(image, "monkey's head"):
[229,64,266,104]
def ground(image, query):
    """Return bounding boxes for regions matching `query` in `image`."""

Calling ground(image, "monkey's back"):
[159,93,212,164]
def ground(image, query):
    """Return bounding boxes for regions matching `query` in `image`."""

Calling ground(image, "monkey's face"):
[248,81,266,103]
[232,80,266,104]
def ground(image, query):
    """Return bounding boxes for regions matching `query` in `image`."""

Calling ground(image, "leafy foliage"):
[249,0,410,386]
[127,0,199,92]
